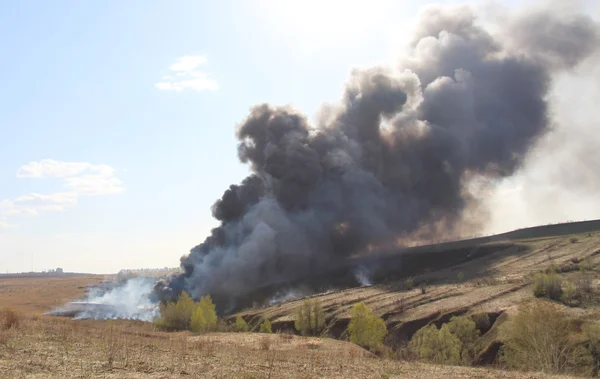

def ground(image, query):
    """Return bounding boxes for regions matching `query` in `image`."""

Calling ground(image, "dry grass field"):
[0,273,579,378]
[0,316,575,378]
[0,274,104,316]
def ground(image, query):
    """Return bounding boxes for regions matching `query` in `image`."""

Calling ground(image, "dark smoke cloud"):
[155,4,599,308]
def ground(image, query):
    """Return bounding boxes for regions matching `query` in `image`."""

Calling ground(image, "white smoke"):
[354,266,374,287]
[47,277,159,321]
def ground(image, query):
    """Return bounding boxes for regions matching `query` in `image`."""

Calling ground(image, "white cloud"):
[0,160,125,224]
[155,55,219,92]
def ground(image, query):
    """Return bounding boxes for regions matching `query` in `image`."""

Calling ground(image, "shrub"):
[471,313,491,332]
[456,272,464,282]
[0,308,20,330]
[404,277,414,290]
[234,315,249,332]
[259,318,272,334]
[190,295,218,333]
[409,316,480,366]
[155,291,198,330]
[532,272,563,300]
[409,324,461,365]
[570,237,578,244]
[347,302,387,350]
[501,300,589,374]
[294,299,326,336]
[446,316,480,365]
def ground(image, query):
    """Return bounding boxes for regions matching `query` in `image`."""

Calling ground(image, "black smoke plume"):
[154,4,599,310]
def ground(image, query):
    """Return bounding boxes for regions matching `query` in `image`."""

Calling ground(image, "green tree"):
[190,295,218,333]
[347,302,387,349]
[155,291,196,330]
[235,315,249,332]
[294,299,326,336]
[259,318,273,333]
[409,323,462,365]
[446,316,480,364]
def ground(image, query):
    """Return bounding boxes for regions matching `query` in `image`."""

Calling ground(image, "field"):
[0,274,104,316]
[2,221,600,377]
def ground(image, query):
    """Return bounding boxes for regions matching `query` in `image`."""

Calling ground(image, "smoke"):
[155,4,599,309]
[354,265,374,287]
[48,277,159,321]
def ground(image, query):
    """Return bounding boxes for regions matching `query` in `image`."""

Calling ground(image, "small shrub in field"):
[404,277,414,290]
[235,315,249,332]
[190,295,218,333]
[0,308,20,330]
[456,272,464,282]
[501,300,590,374]
[532,272,563,301]
[570,237,578,244]
[259,336,271,350]
[259,318,272,333]
[294,299,326,336]
[347,302,387,350]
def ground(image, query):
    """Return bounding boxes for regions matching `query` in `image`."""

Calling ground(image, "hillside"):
[232,223,600,363]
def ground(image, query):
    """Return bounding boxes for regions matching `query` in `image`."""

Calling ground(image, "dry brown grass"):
[0,275,104,315]
[0,308,21,330]
[0,316,578,378]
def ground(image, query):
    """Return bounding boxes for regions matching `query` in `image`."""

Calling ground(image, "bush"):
[501,300,590,374]
[409,316,480,366]
[409,324,461,364]
[347,302,387,350]
[259,318,272,334]
[234,315,249,332]
[294,299,326,336]
[446,316,480,364]
[155,291,196,330]
[0,308,20,330]
[190,295,218,333]
[471,313,491,332]
[532,272,563,300]
[404,277,414,290]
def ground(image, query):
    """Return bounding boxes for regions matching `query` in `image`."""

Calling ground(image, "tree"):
[446,316,480,365]
[259,318,273,333]
[235,315,249,332]
[294,299,326,336]
[155,291,196,330]
[501,300,589,374]
[409,323,466,365]
[190,295,218,333]
[347,302,387,349]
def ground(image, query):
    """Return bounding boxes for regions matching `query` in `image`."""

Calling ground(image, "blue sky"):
[1,0,598,273]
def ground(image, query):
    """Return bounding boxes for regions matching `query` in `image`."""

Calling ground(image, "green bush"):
[404,277,414,290]
[155,291,196,330]
[294,299,326,336]
[501,300,590,374]
[347,302,387,350]
[409,316,480,365]
[409,324,461,365]
[234,315,249,332]
[532,272,563,300]
[190,295,218,333]
[259,318,272,334]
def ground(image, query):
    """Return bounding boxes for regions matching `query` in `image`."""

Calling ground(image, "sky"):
[1,0,599,274]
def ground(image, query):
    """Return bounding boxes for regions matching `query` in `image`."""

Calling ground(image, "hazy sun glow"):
[260,0,396,44]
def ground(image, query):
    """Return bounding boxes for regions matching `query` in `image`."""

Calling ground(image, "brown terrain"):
[2,220,600,378]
